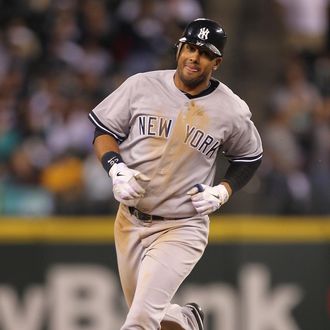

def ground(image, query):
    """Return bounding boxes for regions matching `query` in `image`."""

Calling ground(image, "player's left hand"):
[187,184,229,215]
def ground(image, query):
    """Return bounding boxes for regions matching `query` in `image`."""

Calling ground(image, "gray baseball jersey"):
[89,69,262,217]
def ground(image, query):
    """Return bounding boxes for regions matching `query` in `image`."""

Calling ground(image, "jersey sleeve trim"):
[227,152,263,163]
[88,111,125,143]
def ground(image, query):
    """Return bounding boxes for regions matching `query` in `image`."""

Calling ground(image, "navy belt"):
[128,207,184,222]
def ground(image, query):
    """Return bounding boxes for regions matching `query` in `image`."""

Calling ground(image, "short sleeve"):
[88,75,138,143]
[222,100,263,163]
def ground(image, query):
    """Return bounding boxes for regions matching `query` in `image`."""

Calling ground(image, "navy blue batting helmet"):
[178,18,227,57]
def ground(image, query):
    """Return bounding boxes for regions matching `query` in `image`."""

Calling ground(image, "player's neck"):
[173,73,211,96]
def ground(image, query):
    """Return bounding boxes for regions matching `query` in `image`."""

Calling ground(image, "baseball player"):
[88,18,262,330]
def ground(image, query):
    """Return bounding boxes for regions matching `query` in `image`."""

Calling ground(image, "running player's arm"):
[220,158,262,194]
[92,127,124,174]
[93,129,120,161]
[220,99,263,195]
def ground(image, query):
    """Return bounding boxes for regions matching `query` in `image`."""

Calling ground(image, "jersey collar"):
[181,79,220,99]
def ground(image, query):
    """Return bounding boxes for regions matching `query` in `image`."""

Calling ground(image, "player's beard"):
[177,66,209,90]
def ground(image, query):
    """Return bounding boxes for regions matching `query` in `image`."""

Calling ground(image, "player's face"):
[175,43,222,94]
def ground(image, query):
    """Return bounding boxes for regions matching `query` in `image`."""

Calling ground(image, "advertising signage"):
[0,216,329,330]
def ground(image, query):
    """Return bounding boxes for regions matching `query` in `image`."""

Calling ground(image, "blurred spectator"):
[0,144,54,216]
[270,56,323,153]
[260,55,327,214]
[308,94,330,214]
[260,104,312,214]
[40,154,83,214]
[274,0,330,57]
[313,50,330,96]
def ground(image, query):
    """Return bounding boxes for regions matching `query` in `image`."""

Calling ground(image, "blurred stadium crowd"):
[0,0,329,216]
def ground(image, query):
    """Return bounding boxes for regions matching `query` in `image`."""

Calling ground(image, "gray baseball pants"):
[115,204,209,330]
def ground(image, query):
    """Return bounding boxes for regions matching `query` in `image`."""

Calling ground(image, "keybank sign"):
[0,263,302,330]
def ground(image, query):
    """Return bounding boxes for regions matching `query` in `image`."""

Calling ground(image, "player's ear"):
[213,57,222,71]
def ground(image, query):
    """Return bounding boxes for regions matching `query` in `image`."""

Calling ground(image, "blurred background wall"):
[0,0,329,216]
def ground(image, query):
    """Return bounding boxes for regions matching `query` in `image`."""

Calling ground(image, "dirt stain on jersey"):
[164,100,209,166]
[185,100,209,128]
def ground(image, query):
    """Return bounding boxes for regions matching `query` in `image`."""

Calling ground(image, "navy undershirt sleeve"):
[222,159,262,193]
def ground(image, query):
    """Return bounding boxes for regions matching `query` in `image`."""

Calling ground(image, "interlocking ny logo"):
[198,27,210,40]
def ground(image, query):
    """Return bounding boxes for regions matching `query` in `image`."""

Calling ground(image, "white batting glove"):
[187,184,229,215]
[109,163,150,206]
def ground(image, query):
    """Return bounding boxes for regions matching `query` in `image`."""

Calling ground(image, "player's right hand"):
[109,163,150,206]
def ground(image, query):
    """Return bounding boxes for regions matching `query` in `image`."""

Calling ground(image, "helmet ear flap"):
[176,42,183,60]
